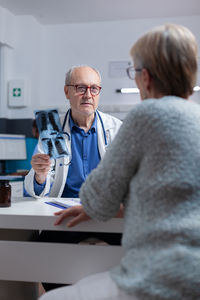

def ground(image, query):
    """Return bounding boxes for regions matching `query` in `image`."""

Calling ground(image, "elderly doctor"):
[24,66,122,198]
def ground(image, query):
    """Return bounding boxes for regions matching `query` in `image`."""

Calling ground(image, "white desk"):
[0,197,124,284]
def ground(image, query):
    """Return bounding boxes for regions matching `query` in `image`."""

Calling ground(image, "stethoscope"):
[51,109,107,169]
[62,109,108,146]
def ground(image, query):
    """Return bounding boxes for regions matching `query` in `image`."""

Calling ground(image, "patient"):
[39,24,200,300]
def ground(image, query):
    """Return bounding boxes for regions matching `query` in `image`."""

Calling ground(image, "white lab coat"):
[24,110,122,198]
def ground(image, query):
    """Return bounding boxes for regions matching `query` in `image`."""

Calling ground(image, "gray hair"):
[65,65,102,85]
[130,24,198,98]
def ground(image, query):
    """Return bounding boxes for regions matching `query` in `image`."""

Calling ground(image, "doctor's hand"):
[31,153,51,184]
[54,206,91,227]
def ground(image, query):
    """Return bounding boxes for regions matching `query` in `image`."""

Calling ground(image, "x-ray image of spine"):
[35,109,68,159]
[55,138,68,156]
[48,111,60,132]
[41,113,48,131]
[47,139,53,157]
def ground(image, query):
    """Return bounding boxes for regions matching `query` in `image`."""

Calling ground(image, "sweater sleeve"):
[80,105,144,221]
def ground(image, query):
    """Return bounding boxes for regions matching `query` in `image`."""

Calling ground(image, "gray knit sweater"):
[80,96,200,300]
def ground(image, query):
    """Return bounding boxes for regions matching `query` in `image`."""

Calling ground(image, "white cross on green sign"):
[13,88,21,97]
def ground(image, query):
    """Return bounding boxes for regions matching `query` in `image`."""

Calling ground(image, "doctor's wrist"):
[35,173,46,185]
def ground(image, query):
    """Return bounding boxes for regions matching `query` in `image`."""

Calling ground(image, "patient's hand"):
[54,205,90,227]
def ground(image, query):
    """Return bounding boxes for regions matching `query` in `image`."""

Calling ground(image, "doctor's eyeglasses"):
[126,66,142,80]
[66,84,102,96]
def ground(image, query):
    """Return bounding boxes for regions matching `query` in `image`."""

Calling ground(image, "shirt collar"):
[69,111,97,133]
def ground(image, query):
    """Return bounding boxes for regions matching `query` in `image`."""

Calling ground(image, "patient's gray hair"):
[65,65,101,85]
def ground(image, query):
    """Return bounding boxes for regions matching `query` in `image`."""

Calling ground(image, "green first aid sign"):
[13,88,21,97]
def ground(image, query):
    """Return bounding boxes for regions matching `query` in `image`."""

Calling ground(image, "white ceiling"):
[0,0,199,25]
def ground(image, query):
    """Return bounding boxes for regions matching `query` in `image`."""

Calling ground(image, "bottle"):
[0,180,11,207]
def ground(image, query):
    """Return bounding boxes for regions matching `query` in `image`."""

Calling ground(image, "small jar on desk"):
[0,180,11,207]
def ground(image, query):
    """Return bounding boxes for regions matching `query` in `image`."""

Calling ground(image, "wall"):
[0,7,44,119]
[0,7,200,119]
[42,15,200,117]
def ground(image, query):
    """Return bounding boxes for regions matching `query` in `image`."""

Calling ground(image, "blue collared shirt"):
[33,113,101,197]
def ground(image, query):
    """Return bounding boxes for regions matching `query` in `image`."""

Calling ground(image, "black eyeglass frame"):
[126,66,143,80]
[66,84,102,96]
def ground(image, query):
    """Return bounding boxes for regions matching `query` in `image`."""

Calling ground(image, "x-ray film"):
[35,109,69,159]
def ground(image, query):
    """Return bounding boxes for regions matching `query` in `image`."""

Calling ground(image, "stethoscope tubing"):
[62,109,108,145]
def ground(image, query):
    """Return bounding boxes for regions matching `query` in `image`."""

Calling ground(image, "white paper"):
[51,198,81,208]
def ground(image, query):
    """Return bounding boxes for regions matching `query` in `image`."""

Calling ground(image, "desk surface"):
[0,197,124,284]
[0,197,123,233]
